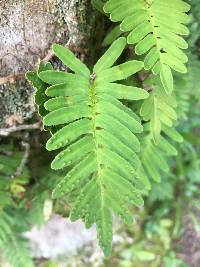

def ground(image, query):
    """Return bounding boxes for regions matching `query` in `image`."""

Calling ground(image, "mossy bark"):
[0,0,105,128]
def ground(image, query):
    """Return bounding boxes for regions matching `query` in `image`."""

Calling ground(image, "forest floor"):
[26,211,200,267]
[177,212,200,267]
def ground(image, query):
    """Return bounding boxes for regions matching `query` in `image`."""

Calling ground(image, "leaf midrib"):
[143,0,164,69]
[89,81,105,202]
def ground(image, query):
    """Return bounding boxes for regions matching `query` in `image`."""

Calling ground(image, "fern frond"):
[26,62,62,134]
[137,125,183,185]
[148,174,175,203]
[137,75,183,184]
[36,37,149,256]
[0,145,30,204]
[2,234,34,267]
[26,62,53,119]
[104,0,190,93]
[140,76,177,143]
[175,53,200,120]
[0,211,13,244]
[0,145,22,177]
[183,53,200,99]
[0,210,34,267]
[174,75,190,121]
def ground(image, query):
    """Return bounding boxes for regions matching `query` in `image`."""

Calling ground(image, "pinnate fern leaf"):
[0,210,34,267]
[26,62,53,118]
[104,0,190,93]
[140,76,178,143]
[36,37,149,256]
[138,75,183,185]
[137,127,182,184]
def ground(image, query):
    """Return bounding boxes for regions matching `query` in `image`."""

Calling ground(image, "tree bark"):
[0,0,105,128]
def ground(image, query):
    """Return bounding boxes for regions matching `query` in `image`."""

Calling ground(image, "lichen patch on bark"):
[0,0,105,127]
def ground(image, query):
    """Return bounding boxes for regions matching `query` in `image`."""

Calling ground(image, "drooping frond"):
[182,53,200,99]
[137,126,183,185]
[26,62,53,119]
[175,53,200,120]
[137,75,183,184]
[0,144,30,206]
[174,75,191,121]
[26,62,62,134]
[104,0,190,93]
[0,209,34,267]
[0,210,13,246]
[35,37,149,256]
[140,76,177,143]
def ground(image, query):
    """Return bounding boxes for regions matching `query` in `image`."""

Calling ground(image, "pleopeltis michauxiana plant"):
[26,0,190,256]
[103,0,190,93]
[27,37,149,256]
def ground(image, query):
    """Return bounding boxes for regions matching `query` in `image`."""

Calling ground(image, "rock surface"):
[0,0,103,127]
[24,215,99,259]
